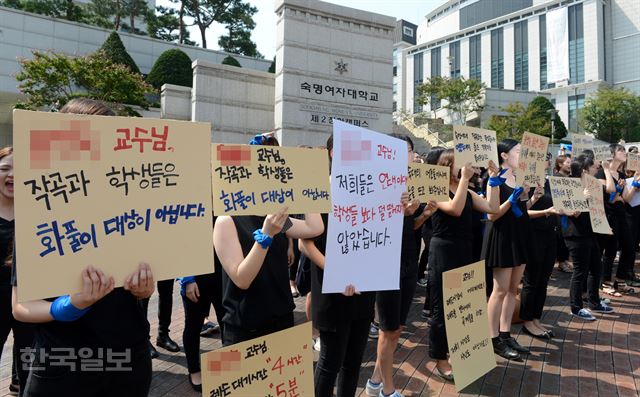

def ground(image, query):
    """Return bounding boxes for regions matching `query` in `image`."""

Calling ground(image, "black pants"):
[222,312,294,346]
[0,285,35,395]
[420,229,433,311]
[289,239,301,281]
[599,211,635,281]
[556,229,570,262]
[565,236,602,313]
[314,318,370,397]
[139,279,174,335]
[181,272,226,374]
[520,230,557,321]
[23,345,151,397]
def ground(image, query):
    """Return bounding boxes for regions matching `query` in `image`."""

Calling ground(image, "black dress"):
[485,184,532,268]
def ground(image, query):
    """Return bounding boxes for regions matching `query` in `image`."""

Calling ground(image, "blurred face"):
[614,147,627,162]
[562,158,572,173]
[586,162,599,176]
[501,144,521,170]
[0,154,13,200]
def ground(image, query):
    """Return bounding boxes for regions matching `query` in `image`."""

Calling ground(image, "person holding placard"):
[214,210,323,346]
[485,139,535,360]
[553,155,573,273]
[426,149,500,380]
[521,155,564,337]
[596,144,639,294]
[11,99,156,396]
[561,155,614,319]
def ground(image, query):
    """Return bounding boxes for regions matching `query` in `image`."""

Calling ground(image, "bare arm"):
[470,187,499,214]
[287,213,324,240]
[436,179,470,217]
[12,287,54,323]
[299,239,325,270]
[599,161,616,194]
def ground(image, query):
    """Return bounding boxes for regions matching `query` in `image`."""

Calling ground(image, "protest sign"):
[322,121,408,293]
[593,145,611,162]
[626,177,640,207]
[571,134,594,156]
[548,176,589,213]
[13,110,213,301]
[583,174,612,234]
[443,260,496,392]
[407,163,450,202]
[516,132,549,186]
[453,125,499,168]
[211,145,330,215]
[627,153,640,171]
[201,322,313,397]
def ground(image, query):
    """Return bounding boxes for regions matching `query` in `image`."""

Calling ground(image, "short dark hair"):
[59,98,115,116]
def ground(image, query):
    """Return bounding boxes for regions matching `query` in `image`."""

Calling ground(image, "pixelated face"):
[502,144,521,170]
[0,154,14,199]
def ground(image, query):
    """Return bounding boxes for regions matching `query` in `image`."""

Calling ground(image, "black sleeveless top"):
[0,217,14,286]
[431,191,473,240]
[222,216,294,329]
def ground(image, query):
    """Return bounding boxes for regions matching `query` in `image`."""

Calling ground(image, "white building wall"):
[612,0,640,93]
[422,11,460,44]
[480,31,492,87]
[583,0,604,83]
[528,16,541,92]
[503,24,515,90]
[460,37,470,78]
[405,54,415,113]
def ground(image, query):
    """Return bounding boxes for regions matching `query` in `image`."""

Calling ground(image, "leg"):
[157,279,174,335]
[500,265,526,334]
[534,236,558,328]
[587,238,603,306]
[488,268,512,337]
[565,238,589,313]
[181,293,207,382]
[519,253,541,332]
[336,319,371,397]
[314,325,350,397]
[615,215,635,280]
[371,328,402,395]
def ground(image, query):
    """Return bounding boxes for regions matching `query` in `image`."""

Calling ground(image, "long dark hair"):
[497,139,519,166]
[570,154,594,178]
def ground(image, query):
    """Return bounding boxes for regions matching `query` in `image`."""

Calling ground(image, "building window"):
[568,94,585,131]
[393,101,397,112]
[413,53,424,113]
[393,66,397,77]
[568,3,584,84]
[514,20,528,91]
[449,41,461,78]
[491,28,504,89]
[431,47,441,110]
[403,26,414,37]
[539,15,547,89]
[602,3,607,81]
[469,35,482,81]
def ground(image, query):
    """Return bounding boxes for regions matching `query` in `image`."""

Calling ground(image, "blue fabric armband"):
[488,168,509,187]
[632,180,640,189]
[248,134,264,145]
[179,276,196,296]
[609,185,624,203]
[253,229,273,249]
[560,215,569,229]
[508,186,524,218]
[49,295,91,322]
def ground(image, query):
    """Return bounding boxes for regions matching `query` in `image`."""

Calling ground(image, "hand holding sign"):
[263,207,290,237]
[70,265,115,310]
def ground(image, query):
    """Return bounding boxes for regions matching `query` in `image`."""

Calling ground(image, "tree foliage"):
[15,50,154,115]
[268,56,275,73]
[146,5,195,44]
[221,55,241,67]
[217,1,261,57]
[416,76,485,125]
[146,49,192,89]
[486,97,568,142]
[100,31,141,74]
[526,96,567,141]
[580,87,640,143]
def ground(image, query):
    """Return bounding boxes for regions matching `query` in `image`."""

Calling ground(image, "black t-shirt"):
[0,217,14,287]
[399,213,421,278]
[221,216,294,330]
[11,253,149,351]
[431,191,473,240]
[529,179,556,231]
[561,212,593,238]
[596,169,625,217]
[311,214,375,332]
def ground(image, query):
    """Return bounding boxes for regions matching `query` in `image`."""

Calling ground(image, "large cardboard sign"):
[583,174,612,234]
[212,144,330,215]
[516,132,549,186]
[407,164,450,202]
[548,176,589,213]
[571,134,594,156]
[453,125,499,168]
[14,110,213,301]
[323,121,408,293]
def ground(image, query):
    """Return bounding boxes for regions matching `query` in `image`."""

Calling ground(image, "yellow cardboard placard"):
[212,144,330,215]
[13,110,214,301]
[201,322,313,397]
[516,132,549,186]
[593,145,611,162]
[627,153,640,171]
[583,174,613,234]
[571,134,594,156]
[443,260,496,392]
[453,125,499,168]
[407,164,450,202]
[548,176,589,213]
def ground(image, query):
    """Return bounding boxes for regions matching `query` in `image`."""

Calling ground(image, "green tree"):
[217,1,261,57]
[86,0,125,30]
[525,96,567,141]
[486,102,531,141]
[221,55,241,67]
[186,0,235,49]
[14,0,85,21]
[581,87,640,143]
[268,56,275,73]
[100,31,141,74]
[416,76,485,125]
[146,49,192,89]
[16,50,153,115]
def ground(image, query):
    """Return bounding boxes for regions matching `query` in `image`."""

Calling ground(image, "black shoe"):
[156,334,180,353]
[149,342,159,359]
[9,381,19,395]
[421,309,431,319]
[200,321,220,337]
[188,373,202,392]
[492,338,520,360]
[522,325,552,340]
[502,336,530,354]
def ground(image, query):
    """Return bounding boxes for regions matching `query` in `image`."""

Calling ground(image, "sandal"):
[602,282,623,297]
[614,280,635,294]
[558,262,572,273]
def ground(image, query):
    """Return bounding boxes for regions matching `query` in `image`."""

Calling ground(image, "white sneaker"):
[378,391,404,397]
[313,337,321,351]
[365,379,383,396]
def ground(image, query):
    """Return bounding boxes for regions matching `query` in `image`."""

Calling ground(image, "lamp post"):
[547,108,558,152]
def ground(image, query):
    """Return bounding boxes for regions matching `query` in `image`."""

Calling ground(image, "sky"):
[154,0,444,59]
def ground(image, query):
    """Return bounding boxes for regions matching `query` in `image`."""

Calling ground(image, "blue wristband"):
[49,295,91,322]
[488,168,508,187]
[560,215,569,229]
[632,180,640,189]
[609,185,624,202]
[253,229,273,249]
[508,186,524,218]
[179,276,196,296]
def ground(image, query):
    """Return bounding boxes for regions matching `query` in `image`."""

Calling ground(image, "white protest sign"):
[584,174,612,234]
[323,121,408,293]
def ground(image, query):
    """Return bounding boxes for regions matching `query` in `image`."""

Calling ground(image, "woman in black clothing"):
[597,144,640,293]
[520,155,563,338]
[213,209,323,346]
[427,149,500,379]
[562,155,614,320]
[554,155,572,272]
[11,99,155,397]
[486,139,535,360]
